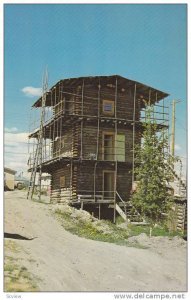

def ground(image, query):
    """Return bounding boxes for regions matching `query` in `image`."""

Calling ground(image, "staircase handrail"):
[166,163,186,190]
[116,191,127,216]
[116,191,145,222]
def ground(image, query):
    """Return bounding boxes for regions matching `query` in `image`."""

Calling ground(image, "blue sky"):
[4,4,187,174]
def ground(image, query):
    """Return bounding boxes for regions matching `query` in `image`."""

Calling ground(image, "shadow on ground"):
[4,232,36,240]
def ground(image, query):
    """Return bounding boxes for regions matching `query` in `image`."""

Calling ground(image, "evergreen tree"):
[131,105,173,227]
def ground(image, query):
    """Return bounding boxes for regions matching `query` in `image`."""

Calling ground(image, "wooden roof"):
[32,75,169,108]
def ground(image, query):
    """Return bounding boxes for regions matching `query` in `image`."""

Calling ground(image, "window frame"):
[102,131,115,161]
[102,100,114,116]
[115,133,126,162]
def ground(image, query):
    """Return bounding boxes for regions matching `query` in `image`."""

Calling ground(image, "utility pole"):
[171,99,181,157]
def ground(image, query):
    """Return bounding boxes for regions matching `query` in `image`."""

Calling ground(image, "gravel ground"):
[4,190,187,292]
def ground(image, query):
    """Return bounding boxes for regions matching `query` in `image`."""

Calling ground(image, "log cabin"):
[28,75,170,221]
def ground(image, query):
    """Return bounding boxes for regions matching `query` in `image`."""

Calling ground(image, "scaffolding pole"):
[113,76,118,223]
[94,78,101,202]
[37,69,48,201]
[132,83,137,188]
[27,69,48,200]
[80,79,85,159]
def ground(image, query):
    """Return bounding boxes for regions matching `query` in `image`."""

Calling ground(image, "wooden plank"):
[115,203,127,221]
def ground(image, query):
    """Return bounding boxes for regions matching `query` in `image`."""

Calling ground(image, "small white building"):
[4,167,16,191]
[41,174,51,193]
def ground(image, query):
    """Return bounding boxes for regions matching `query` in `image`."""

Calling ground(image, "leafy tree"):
[131,105,173,232]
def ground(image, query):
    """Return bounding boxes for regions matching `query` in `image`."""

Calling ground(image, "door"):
[103,132,115,160]
[115,134,125,161]
[103,171,115,200]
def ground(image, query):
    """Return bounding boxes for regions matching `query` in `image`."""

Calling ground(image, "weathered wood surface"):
[38,78,163,209]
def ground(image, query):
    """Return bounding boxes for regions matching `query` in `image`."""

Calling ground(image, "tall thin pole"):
[132,83,137,188]
[38,69,48,201]
[171,100,176,157]
[171,99,181,157]
[113,77,118,224]
[80,79,85,159]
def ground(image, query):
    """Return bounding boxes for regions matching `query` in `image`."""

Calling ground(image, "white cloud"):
[4,131,29,175]
[175,144,182,151]
[5,132,28,147]
[5,127,18,133]
[21,86,42,97]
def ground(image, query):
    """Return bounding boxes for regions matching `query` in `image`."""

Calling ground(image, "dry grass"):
[4,240,38,292]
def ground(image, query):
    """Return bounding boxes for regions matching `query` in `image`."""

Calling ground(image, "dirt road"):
[4,190,187,292]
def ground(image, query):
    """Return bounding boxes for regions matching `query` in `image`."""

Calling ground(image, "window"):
[115,134,125,162]
[60,176,65,188]
[103,132,115,160]
[102,100,114,116]
[102,132,125,161]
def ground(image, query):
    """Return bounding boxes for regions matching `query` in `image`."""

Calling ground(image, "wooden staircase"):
[115,203,128,221]
[111,156,187,226]
[168,164,186,195]
[166,154,187,196]
[109,191,145,223]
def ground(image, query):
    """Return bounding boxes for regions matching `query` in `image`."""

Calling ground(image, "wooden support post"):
[81,201,84,210]
[96,79,101,160]
[93,162,97,201]
[171,99,175,157]
[99,203,101,220]
[80,120,83,159]
[80,79,85,159]
[132,83,137,188]
[70,159,73,201]
[113,76,118,224]
[113,202,116,224]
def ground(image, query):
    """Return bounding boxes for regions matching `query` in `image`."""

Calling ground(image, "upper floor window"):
[102,100,114,116]
[102,132,125,161]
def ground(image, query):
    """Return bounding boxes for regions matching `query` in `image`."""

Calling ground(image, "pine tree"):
[131,105,173,229]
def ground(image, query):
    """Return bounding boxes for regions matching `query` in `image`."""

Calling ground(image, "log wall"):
[53,128,73,158]
[74,162,132,202]
[46,79,145,206]
[52,82,141,121]
[72,84,141,121]
[50,165,72,204]
[167,199,187,233]
[83,124,139,164]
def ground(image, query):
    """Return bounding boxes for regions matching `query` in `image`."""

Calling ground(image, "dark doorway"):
[103,171,115,200]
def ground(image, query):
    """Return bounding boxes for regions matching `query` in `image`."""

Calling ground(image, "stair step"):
[115,204,127,221]
[109,204,127,221]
